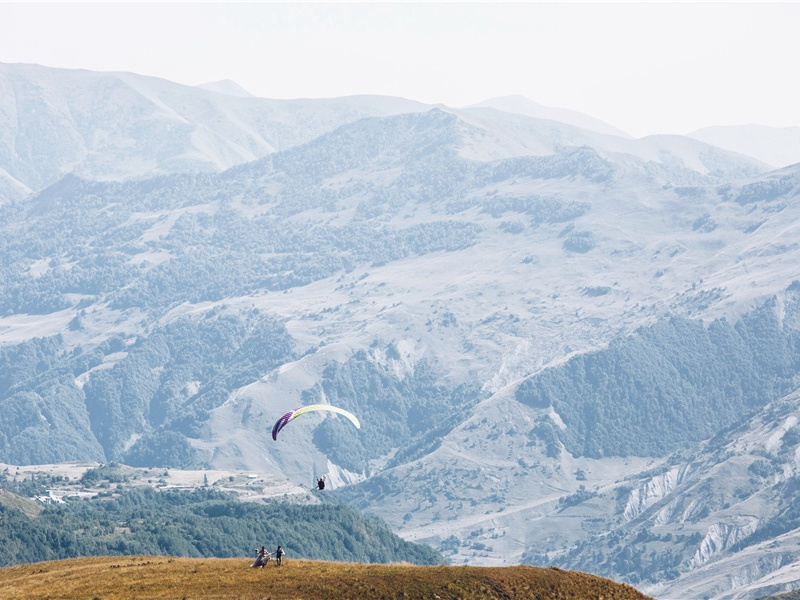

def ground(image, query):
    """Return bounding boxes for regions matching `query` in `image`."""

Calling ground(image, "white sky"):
[1,2,798,138]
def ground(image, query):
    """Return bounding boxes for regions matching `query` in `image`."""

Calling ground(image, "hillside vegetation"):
[0,556,654,600]
[0,481,440,567]
[761,592,800,600]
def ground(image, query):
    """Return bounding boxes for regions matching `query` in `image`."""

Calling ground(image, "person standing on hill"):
[275,545,284,566]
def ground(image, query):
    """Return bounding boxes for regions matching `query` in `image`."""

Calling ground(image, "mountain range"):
[2,61,800,599]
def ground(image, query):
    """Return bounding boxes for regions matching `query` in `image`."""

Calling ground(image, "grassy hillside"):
[0,556,653,600]
[0,489,42,518]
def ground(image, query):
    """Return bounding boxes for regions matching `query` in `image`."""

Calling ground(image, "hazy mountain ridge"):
[0,62,772,206]
[468,95,632,138]
[457,106,769,184]
[195,79,255,97]
[0,62,431,203]
[2,64,800,599]
[689,124,800,170]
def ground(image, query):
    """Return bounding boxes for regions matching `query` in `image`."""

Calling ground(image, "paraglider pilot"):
[317,475,326,490]
[251,546,270,568]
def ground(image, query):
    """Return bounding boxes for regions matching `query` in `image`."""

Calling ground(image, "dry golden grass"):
[0,555,654,600]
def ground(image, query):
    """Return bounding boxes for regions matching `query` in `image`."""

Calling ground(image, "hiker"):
[317,475,326,490]
[251,546,270,568]
[275,545,284,566]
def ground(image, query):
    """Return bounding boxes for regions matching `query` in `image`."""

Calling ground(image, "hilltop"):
[0,556,653,600]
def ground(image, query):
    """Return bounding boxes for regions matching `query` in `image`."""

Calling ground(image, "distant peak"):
[467,95,631,138]
[195,79,254,98]
[474,94,545,108]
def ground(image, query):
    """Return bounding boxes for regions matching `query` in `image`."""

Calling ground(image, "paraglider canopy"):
[272,404,360,441]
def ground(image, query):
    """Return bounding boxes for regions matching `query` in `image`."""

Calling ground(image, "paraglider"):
[271,404,360,441]
[251,546,270,568]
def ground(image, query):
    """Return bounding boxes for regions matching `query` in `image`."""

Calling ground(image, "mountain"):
[0,62,430,203]
[2,63,800,599]
[526,386,800,600]
[195,79,255,97]
[469,95,632,137]
[688,124,800,170]
[339,292,800,598]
